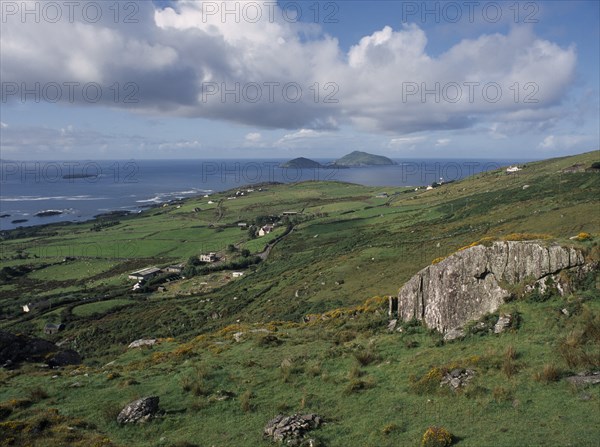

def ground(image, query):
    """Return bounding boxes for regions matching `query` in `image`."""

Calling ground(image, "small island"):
[35,210,63,217]
[280,157,323,169]
[332,150,396,167]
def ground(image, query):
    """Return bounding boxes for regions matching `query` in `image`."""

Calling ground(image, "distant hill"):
[333,150,396,167]
[280,157,323,169]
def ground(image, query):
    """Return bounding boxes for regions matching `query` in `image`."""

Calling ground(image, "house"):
[376,193,388,198]
[237,222,248,228]
[164,264,184,274]
[200,252,217,263]
[44,323,65,335]
[281,211,298,216]
[128,267,162,281]
[258,225,274,237]
[426,185,434,191]
[22,301,50,313]
[208,200,214,204]
[232,272,244,278]
[506,166,521,173]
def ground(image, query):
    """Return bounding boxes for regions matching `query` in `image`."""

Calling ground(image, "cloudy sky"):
[1,0,598,159]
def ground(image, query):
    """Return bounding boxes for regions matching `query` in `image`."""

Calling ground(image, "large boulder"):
[116,396,160,424]
[397,241,586,333]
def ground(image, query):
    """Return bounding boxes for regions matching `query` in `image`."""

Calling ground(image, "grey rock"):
[443,328,465,342]
[264,413,323,445]
[387,319,398,332]
[494,314,512,334]
[116,396,159,424]
[128,338,156,349]
[440,368,475,390]
[397,241,586,333]
[566,372,600,387]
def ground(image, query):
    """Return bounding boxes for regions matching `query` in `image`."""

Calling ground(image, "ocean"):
[0,158,522,231]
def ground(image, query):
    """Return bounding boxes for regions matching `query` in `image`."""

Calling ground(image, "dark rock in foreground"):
[0,330,81,368]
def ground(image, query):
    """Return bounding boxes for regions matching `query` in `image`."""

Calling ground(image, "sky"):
[0,0,598,160]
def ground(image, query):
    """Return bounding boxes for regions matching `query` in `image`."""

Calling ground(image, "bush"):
[240,390,253,412]
[353,349,380,366]
[410,367,444,394]
[534,364,561,383]
[492,386,513,402]
[344,377,375,395]
[502,345,518,378]
[421,426,453,447]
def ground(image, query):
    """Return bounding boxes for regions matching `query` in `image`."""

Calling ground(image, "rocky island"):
[280,157,323,169]
[332,150,396,167]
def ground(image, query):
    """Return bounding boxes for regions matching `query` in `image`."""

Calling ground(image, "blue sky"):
[1,0,598,159]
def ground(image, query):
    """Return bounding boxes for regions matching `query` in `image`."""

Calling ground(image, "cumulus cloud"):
[245,132,262,143]
[538,134,588,151]
[0,1,578,135]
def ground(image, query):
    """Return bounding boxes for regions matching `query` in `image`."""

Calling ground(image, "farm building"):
[200,252,218,263]
[258,225,274,237]
[128,267,162,281]
[44,323,65,335]
[164,264,184,274]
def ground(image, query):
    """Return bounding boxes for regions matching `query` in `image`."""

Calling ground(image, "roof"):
[130,267,162,276]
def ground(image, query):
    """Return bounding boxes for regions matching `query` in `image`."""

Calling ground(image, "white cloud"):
[435,138,451,147]
[538,134,588,151]
[387,136,426,150]
[158,140,202,150]
[245,132,262,143]
[0,2,578,136]
[0,122,7,128]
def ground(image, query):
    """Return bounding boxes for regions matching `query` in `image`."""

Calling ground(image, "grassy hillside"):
[0,151,599,446]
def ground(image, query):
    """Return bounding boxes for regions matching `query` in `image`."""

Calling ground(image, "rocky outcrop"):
[117,396,159,424]
[396,241,586,333]
[0,330,81,368]
[264,413,324,446]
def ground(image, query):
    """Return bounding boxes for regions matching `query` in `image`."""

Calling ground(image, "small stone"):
[494,314,512,334]
[444,328,465,342]
[387,319,398,332]
[561,308,570,317]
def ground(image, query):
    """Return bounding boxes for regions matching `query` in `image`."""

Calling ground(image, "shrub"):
[575,232,592,241]
[344,377,375,395]
[410,367,444,394]
[502,345,518,378]
[421,426,453,447]
[353,349,380,366]
[27,387,49,402]
[492,386,513,402]
[557,308,600,368]
[382,423,399,435]
[240,390,253,412]
[534,364,561,383]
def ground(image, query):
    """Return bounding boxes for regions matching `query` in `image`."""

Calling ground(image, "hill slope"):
[0,151,598,446]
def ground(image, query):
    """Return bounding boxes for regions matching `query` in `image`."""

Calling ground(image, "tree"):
[241,248,251,257]
[187,255,201,266]
[247,226,257,239]
[227,244,237,253]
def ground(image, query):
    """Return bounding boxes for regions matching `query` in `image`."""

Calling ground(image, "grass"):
[71,299,136,317]
[0,151,599,446]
